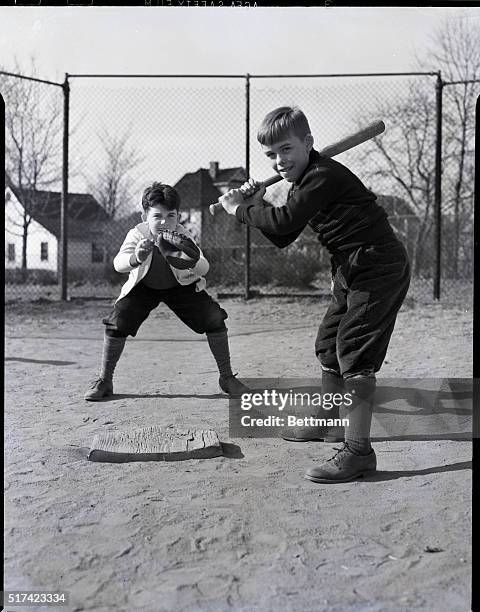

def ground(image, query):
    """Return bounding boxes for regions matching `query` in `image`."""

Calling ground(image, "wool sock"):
[99,332,127,382]
[343,375,376,455]
[206,329,233,378]
[321,368,344,426]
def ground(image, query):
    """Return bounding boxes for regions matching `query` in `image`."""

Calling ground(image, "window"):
[92,243,105,263]
[7,243,15,262]
[41,242,49,261]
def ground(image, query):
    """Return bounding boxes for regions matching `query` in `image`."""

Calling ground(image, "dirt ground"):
[4,296,473,612]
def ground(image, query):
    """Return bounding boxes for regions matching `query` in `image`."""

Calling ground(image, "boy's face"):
[142,203,178,236]
[261,132,314,183]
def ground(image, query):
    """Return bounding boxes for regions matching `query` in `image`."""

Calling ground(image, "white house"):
[5,181,109,273]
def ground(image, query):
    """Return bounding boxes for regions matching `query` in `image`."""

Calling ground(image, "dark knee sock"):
[343,375,376,455]
[206,328,233,377]
[321,368,344,423]
[100,331,127,382]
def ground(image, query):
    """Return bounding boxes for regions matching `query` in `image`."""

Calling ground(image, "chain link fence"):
[66,76,247,299]
[248,74,441,300]
[3,71,476,304]
[2,71,65,300]
[439,80,475,307]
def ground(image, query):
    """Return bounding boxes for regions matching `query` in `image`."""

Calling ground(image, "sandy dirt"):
[4,296,472,612]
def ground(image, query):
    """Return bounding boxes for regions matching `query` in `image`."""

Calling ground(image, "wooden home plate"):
[88,426,223,463]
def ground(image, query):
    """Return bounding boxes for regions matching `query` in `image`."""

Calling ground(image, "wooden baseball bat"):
[209,119,385,216]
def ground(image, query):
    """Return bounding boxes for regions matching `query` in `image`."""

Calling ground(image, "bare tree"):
[87,127,144,220]
[357,83,437,274]
[357,15,479,277]
[427,16,479,276]
[2,59,62,269]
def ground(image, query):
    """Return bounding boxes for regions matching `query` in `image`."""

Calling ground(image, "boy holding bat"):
[84,182,248,401]
[219,106,411,483]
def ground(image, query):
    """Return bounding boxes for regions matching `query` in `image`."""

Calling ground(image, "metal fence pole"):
[473,99,480,594]
[61,74,70,301]
[434,71,443,300]
[244,73,251,300]
[474,95,480,380]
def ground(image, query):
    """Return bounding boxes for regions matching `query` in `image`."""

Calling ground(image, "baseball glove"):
[155,230,201,270]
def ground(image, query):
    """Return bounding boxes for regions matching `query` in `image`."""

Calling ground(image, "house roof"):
[214,166,247,184]
[174,169,223,209]
[6,182,109,239]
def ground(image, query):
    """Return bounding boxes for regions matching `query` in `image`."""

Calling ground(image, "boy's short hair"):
[257,106,311,145]
[141,182,180,211]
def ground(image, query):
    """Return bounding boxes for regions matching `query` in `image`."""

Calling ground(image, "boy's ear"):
[141,210,147,222]
[305,133,314,151]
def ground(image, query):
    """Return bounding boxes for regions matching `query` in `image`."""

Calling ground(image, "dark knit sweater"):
[235,149,395,252]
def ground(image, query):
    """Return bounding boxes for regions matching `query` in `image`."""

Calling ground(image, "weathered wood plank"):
[88,426,223,463]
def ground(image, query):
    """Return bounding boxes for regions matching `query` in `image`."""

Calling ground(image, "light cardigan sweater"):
[113,222,209,303]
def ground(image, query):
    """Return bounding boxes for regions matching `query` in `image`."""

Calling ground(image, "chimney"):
[209,161,219,180]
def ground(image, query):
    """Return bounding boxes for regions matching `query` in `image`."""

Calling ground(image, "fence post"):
[434,71,443,300]
[60,73,70,301]
[244,73,251,300]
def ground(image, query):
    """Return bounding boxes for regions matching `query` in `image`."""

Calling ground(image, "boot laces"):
[329,443,352,466]
[89,377,104,388]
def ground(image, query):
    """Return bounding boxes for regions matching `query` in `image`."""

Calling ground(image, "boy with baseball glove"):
[84,182,248,401]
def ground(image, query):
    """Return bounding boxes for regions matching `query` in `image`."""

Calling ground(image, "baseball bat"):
[209,119,385,216]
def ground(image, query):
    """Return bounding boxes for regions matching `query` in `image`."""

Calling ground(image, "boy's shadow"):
[102,385,271,401]
[107,392,228,401]
[6,357,76,366]
[374,380,473,416]
[362,460,471,482]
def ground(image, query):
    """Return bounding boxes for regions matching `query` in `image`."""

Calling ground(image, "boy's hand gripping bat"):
[209,119,385,216]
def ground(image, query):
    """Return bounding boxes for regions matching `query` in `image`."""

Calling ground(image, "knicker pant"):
[315,239,411,379]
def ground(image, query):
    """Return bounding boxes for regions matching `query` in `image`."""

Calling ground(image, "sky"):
[1,6,479,208]
[1,6,479,78]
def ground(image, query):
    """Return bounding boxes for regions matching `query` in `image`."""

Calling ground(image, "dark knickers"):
[315,239,411,378]
[103,281,228,337]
